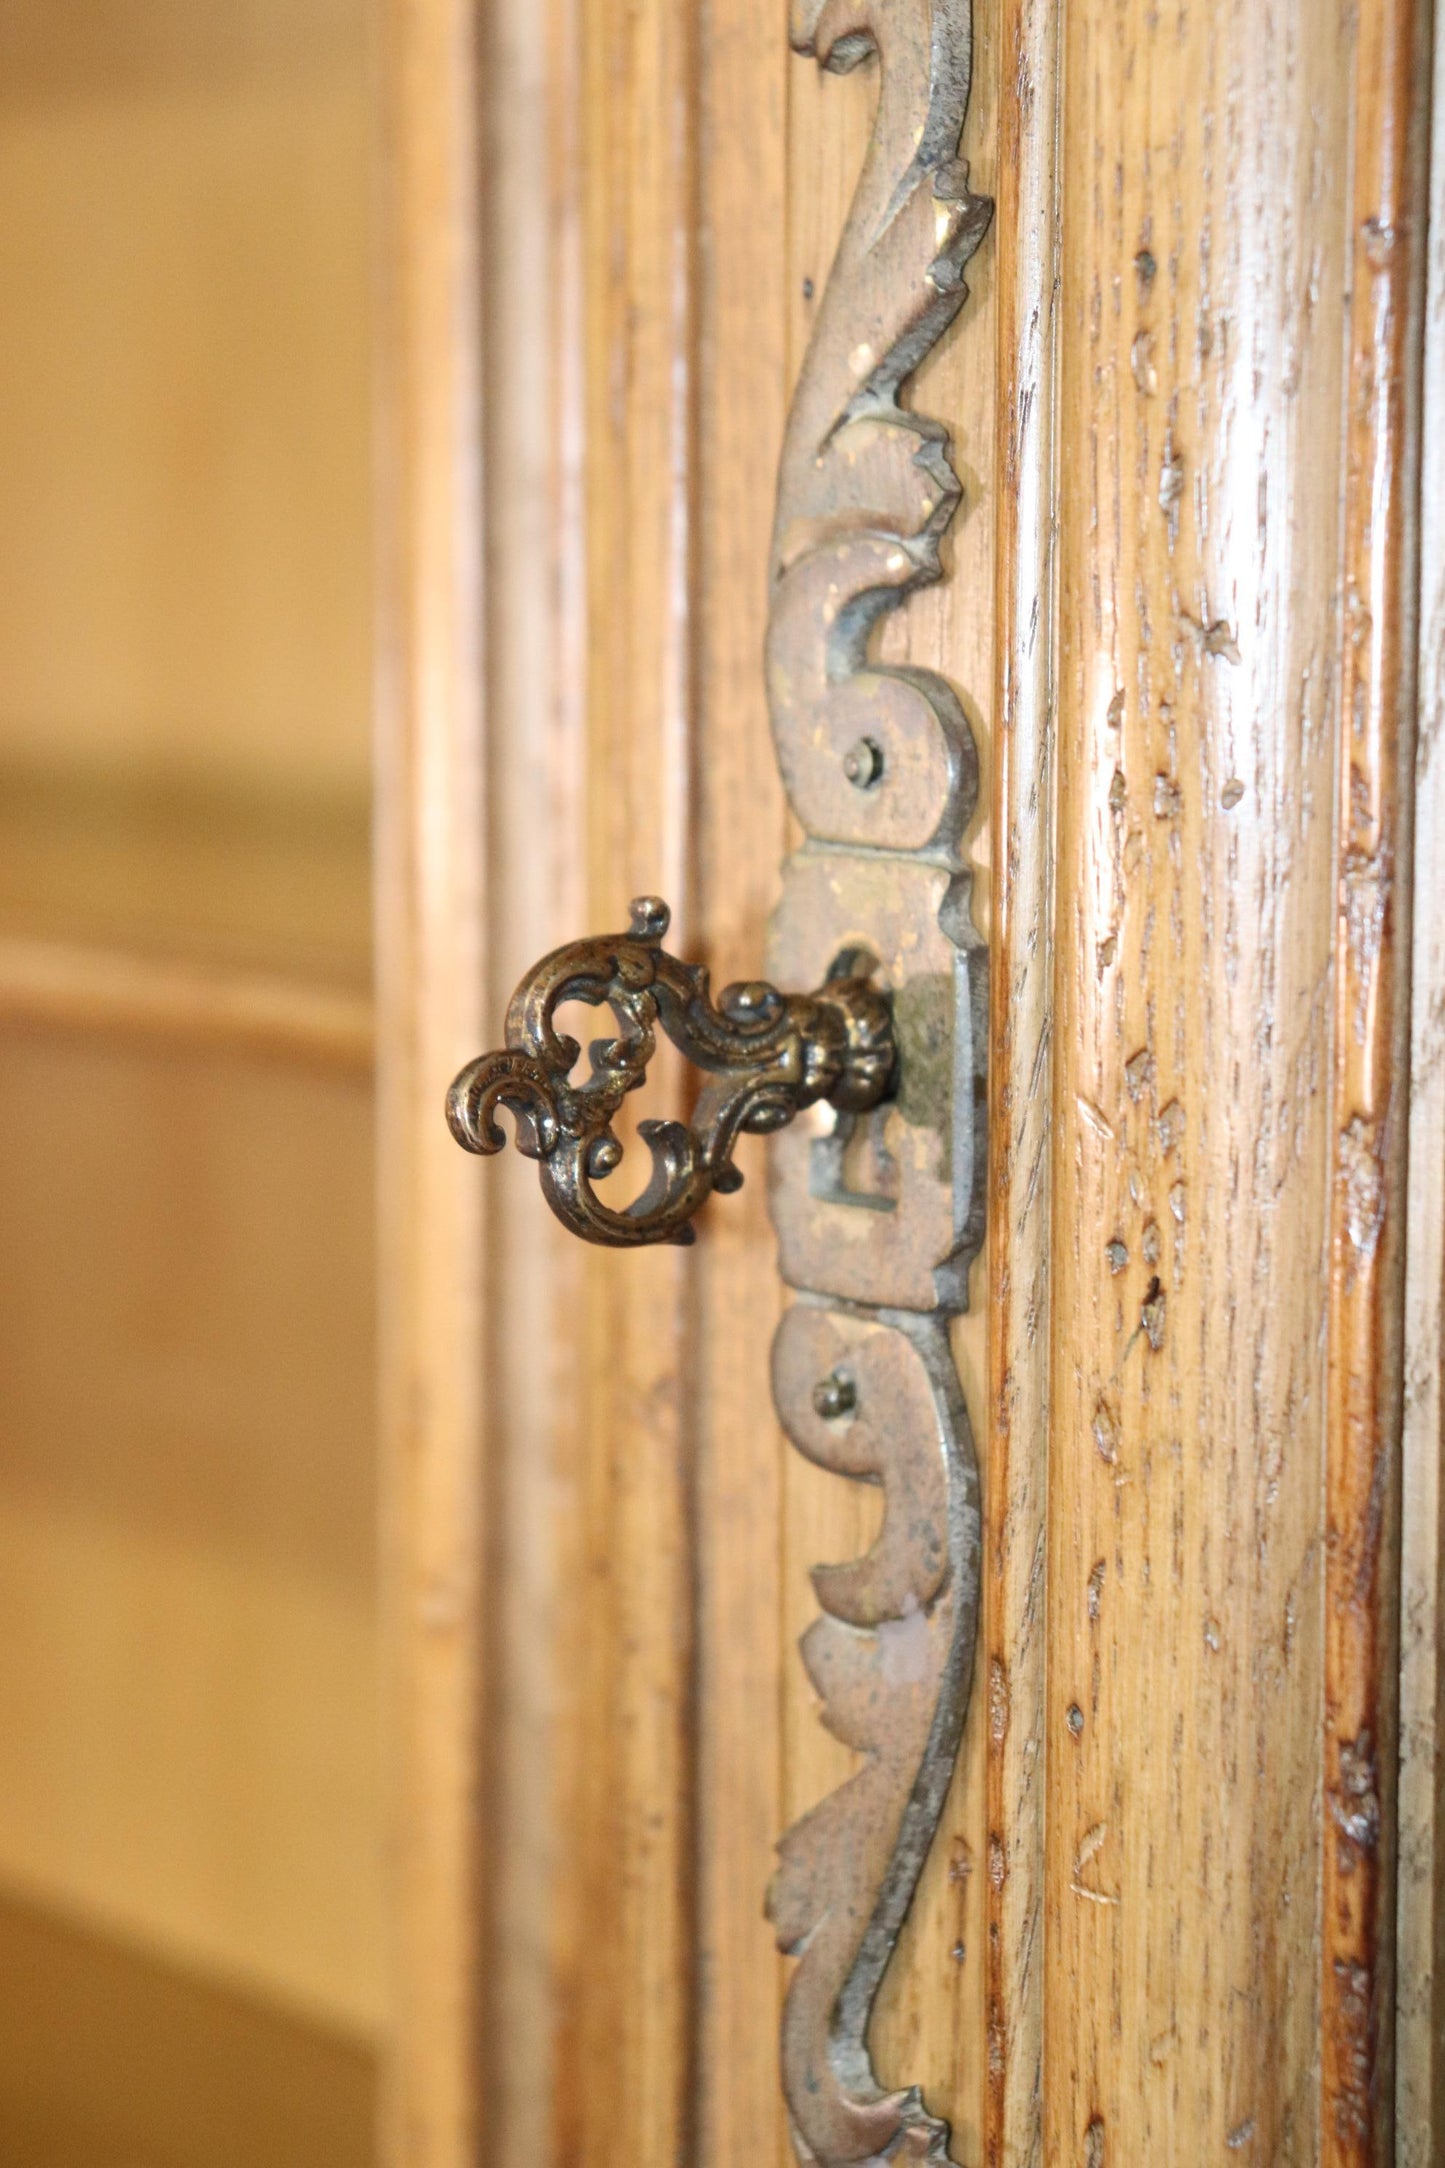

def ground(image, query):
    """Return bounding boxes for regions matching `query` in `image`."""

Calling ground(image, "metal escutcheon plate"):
[767,850,986,1316]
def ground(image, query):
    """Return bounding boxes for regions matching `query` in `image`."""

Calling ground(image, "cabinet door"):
[377,1,1441,2164]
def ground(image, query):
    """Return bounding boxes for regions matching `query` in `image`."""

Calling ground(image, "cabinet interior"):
[0,3,380,2161]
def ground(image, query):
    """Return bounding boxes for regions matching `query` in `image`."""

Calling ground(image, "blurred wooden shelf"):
[0,1888,376,2168]
[0,765,374,1067]
[0,935,374,1067]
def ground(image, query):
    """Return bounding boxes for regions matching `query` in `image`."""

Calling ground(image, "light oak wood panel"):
[463,2,793,2157]
[0,768,371,989]
[0,0,365,94]
[1048,0,1340,2148]
[0,0,372,802]
[0,765,374,1065]
[1044,0,1428,2160]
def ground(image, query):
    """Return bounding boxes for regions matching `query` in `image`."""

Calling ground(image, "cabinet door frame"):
[377,0,1443,2161]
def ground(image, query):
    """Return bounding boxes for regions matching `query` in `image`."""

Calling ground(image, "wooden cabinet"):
[381,0,1443,2164]
[2,0,1440,2162]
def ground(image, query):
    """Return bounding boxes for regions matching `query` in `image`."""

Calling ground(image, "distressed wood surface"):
[381,0,1437,2159]
[1044,0,1427,2161]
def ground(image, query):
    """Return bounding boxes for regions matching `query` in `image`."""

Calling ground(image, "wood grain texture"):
[543,3,701,2161]
[1044,0,1429,2160]
[1322,0,1429,2156]
[1398,9,1445,2150]
[986,0,1057,2157]
[432,0,996,2156]
[432,0,794,2155]
[694,0,792,2151]
[375,0,489,2155]
[386,0,1441,2156]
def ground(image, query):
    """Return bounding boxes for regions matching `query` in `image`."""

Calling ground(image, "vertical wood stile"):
[1323,0,1429,2156]
[695,0,793,2159]
[987,0,1059,2160]
[548,1,703,2161]
[376,0,489,2158]
[1040,0,1424,2155]
[1399,6,1445,2151]
[476,0,589,2149]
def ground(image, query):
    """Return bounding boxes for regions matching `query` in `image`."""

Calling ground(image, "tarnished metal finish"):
[769,1303,981,2167]
[441,0,989,2141]
[766,0,989,2159]
[446,896,895,1248]
[769,852,985,1314]
[767,0,992,855]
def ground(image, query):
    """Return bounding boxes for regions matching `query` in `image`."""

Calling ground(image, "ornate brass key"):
[445,895,895,1249]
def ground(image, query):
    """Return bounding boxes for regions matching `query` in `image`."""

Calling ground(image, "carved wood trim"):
[765,3,991,2161]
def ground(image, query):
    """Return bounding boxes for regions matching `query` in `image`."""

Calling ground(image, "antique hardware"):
[769,1302,979,2168]
[763,0,990,2159]
[445,0,988,2155]
[445,895,896,1249]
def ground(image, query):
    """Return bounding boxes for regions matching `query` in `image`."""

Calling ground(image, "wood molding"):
[1322,0,1430,2155]
[375,0,489,2157]
[378,0,1440,2155]
[1041,1,1430,2158]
